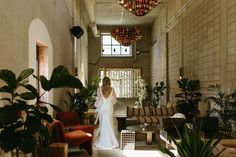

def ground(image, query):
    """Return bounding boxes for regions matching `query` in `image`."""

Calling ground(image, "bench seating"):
[125,103,177,127]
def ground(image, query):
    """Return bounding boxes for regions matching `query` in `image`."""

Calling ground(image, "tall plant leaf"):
[156,143,175,157]
[0,127,21,152]
[158,120,224,157]
[16,68,34,83]
[20,84,38,95]
[0,105,18,128]
[40,65,83,91]
[0,85,13,94]
[49,75,83,90]
[25,116,41,134]
[39,76,50,91]
[19,92,37,100]
[39,101,62,112]
[0,69,17,88]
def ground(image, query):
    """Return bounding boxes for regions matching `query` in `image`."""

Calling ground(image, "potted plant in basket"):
[0,65,83,157]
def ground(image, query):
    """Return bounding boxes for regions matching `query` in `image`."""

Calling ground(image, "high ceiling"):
[94,0,164,26]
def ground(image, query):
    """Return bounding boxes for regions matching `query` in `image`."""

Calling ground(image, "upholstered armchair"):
[56,111,94,136]
[47,119,93,156]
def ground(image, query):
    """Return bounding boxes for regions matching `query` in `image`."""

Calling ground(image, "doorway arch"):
[28,18,53,115]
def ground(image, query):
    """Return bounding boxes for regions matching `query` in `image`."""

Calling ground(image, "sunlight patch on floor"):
[122,150,178,157]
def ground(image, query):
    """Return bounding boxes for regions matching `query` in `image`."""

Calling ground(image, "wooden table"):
[126,125,159,145]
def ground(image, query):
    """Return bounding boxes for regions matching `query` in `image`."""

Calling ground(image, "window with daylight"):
[101,33,132,57]
[99,68,141,98]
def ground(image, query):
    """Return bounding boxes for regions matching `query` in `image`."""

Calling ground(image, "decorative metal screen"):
[99,68,141,98]
[120,130,135,150]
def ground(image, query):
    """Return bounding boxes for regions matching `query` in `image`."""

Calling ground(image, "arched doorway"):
[28,18,53,115]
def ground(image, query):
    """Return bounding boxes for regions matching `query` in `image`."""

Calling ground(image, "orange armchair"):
[56,111,94,136]
[48,119,93,156]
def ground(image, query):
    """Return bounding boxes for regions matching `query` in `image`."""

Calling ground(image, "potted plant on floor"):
[175,78,202,121]
[206,84,236,134]
[157,120,225,157]
[0,65,83,157]
[135,75,148,107]
[65,77,99,124]
[152,81,166,108]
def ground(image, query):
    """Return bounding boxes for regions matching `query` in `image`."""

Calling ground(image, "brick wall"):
[151,36,166,86]
[182,0,220,97]
[168,24,182,101]
[151,0,236,102]
[227,0,236,91]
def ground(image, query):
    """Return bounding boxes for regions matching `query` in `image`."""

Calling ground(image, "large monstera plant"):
[0,65,83,156]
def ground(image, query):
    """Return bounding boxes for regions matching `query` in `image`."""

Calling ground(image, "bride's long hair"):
[101,77,111,96]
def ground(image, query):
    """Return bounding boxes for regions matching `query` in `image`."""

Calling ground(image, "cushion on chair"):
[48,119,93,156]
[71,124,94,135]
[167,106,174,116]
[56,111,94,135]
[133,108,140,116]
[65,130,91,146]
[149,116,160,124]
[161,106,168,116]
[155,107,162,116]
[127,106,134,118]
[56,111,80,126]
[139,108,145,116]
[144,106,151,116]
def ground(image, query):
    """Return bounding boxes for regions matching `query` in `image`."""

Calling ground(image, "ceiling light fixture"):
[111,26,142,46]
[117,0,161,16]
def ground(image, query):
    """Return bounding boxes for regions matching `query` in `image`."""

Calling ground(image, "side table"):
[50,143,68,157]
[116,115,127,132]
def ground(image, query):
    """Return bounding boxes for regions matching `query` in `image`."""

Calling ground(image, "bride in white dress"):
[94,77,119,149]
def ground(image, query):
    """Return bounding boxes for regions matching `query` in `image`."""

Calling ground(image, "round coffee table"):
[126,125,159,145]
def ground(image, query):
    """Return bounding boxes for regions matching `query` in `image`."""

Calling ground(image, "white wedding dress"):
[94,87,119,149]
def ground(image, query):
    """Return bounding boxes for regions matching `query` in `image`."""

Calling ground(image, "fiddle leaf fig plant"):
[64,76,99,124]
[152,81,166,108]
[0,65,83,157]
[175,78,201,120]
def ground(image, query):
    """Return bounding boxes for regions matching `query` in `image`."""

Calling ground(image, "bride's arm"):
[94,88,102,108]
[111,88,117,104]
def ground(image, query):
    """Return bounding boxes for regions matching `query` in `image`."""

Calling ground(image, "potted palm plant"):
[206,84,236,133]
[0,65,83,157]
